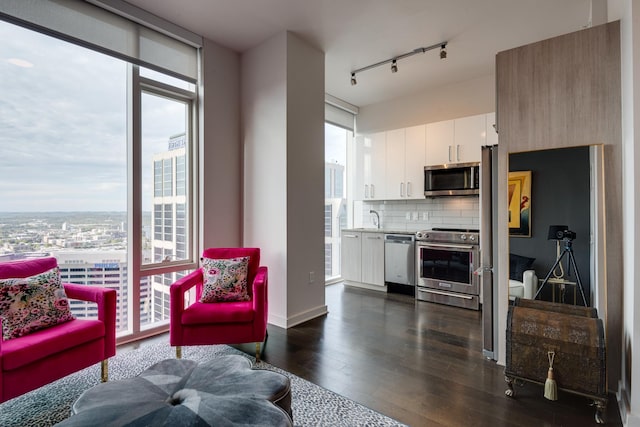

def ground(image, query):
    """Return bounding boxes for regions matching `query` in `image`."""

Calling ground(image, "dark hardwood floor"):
[134,283,622,426]
[255,283,621,427]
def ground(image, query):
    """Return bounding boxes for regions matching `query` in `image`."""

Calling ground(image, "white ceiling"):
[125,0,594,108]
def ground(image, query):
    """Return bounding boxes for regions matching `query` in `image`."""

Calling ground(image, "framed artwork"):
[508,170,531,237]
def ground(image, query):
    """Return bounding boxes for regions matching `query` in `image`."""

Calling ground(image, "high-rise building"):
[150,133,188,323]
[324,162,346,279]
[55,250,150,332]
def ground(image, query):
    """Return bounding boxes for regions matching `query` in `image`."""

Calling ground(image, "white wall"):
[242,32,288,327]
[200,38,242,249]
[609,1,640,425]
[242,31,327,328]
[356,74,495,134]
[285,33,327,324]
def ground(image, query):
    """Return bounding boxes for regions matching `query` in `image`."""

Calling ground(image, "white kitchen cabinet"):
[486,112,499,146]
[453,113,486,163]
[404,125,427,198]
[384,128,405,199]
[340,231,362,282]
[425,119,454,165]
[426,114,487,165]
[385,126,426,199]
[354,132,386,200]
[340,230,385,287]
[361,232,385,286]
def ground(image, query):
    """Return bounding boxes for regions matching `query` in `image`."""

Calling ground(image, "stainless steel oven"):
[415,228,480,310]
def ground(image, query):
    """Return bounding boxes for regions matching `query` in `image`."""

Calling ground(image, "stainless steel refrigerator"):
[481,144,499,360]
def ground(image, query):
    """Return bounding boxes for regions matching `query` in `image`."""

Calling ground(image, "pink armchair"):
[0,257,116,403]
[170,248,268,360]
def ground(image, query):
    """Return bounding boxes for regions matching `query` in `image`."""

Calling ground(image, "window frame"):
[0,4,202,344]
[125,69,199,341]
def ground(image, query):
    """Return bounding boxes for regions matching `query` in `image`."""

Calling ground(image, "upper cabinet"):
[384,125,426,200]
[425,119,454,165]
[354,112,495,201]
[426,114,487,165]
[404,125,427,198]
[453,113,486,163]
[354,132,386,200]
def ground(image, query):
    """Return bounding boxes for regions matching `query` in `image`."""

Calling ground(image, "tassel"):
[544,351,558,401]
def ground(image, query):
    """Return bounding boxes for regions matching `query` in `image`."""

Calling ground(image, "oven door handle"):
[418,242,476,250]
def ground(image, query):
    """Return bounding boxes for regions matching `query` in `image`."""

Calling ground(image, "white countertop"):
[341,228,417,235]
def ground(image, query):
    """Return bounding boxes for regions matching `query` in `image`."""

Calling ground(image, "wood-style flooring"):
[252,283,622,427]
[133,283,622,426]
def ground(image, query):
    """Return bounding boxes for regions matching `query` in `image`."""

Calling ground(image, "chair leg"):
[176,346,182,359]
[101,360,109,382]
[255,330,268,362]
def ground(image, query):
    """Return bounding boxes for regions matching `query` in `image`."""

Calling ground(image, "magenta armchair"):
[170,248,268,360]
[0,257,116,403]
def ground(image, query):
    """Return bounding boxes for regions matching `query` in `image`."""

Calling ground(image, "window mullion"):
[128,63,143,336]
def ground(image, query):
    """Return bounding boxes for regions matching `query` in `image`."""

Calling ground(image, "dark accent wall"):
[509,146,590,305]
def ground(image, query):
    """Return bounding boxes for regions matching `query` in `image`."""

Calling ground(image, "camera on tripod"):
[555,229,576,240]
[535,225,587,306]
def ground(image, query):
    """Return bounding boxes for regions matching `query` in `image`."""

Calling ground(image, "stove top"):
[431,228,480,233]
[415,228,480,244]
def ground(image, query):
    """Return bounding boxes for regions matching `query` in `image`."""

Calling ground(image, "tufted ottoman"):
[56,355,292,426]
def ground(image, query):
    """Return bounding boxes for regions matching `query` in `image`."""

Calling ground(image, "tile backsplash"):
[356,197,480,232]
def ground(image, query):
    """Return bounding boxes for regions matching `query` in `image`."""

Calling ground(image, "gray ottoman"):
[57,355,292,426]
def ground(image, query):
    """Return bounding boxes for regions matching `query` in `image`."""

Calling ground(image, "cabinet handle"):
[407,181,412,197]
[364,184,369,198]
[343,234,359,238]
[400,182,405,197]
[456,144,460,161]
[448,146,452,162]
[371,184,375,198]
[367,235,381,239]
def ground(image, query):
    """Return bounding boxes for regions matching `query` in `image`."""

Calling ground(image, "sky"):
[0,19,348,213]
[325,122,348,165]
[0,21,186,212]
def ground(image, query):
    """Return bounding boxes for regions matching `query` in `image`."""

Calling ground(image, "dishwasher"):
[384,234,415,295]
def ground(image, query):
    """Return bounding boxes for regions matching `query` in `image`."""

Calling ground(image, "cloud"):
[0,21,188,212]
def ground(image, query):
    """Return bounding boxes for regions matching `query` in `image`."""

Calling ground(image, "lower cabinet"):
[340,230,385,288]
[341,231,362,283]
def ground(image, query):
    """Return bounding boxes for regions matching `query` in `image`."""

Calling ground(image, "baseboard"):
[343,280,387,292]
[268,304,328,329]
[617,380,630,425]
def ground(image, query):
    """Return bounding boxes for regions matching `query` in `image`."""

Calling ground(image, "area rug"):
[0,342,406,427]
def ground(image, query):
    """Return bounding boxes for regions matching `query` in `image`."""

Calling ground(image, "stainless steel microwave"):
[424,162,480,197]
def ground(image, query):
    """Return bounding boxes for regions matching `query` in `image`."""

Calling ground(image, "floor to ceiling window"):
[324,123,350,281]
[0,2,200,342]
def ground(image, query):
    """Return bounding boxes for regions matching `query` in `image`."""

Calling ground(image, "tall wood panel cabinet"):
[496,21,621,390]
[496,22,620,151]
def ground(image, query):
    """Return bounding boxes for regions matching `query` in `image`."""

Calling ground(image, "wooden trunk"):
[505,298,607,422]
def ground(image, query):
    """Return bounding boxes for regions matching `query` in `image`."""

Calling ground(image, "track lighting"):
[350,41,447,85]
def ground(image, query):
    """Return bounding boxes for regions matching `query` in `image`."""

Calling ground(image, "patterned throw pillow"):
[200,256,250,303]
[0,266,75,340]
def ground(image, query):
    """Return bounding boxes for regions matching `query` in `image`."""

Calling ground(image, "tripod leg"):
[567,250,588,306]
[534,251,568,300]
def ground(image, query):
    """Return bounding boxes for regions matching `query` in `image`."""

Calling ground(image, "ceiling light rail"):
[350,41,447,85]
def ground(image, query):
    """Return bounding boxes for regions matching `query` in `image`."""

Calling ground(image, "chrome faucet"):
[370,209,380,229]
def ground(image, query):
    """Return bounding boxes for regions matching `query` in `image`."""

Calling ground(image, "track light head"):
[440,44,447,59]
[350,73,357,86]
[391,59,398,73]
